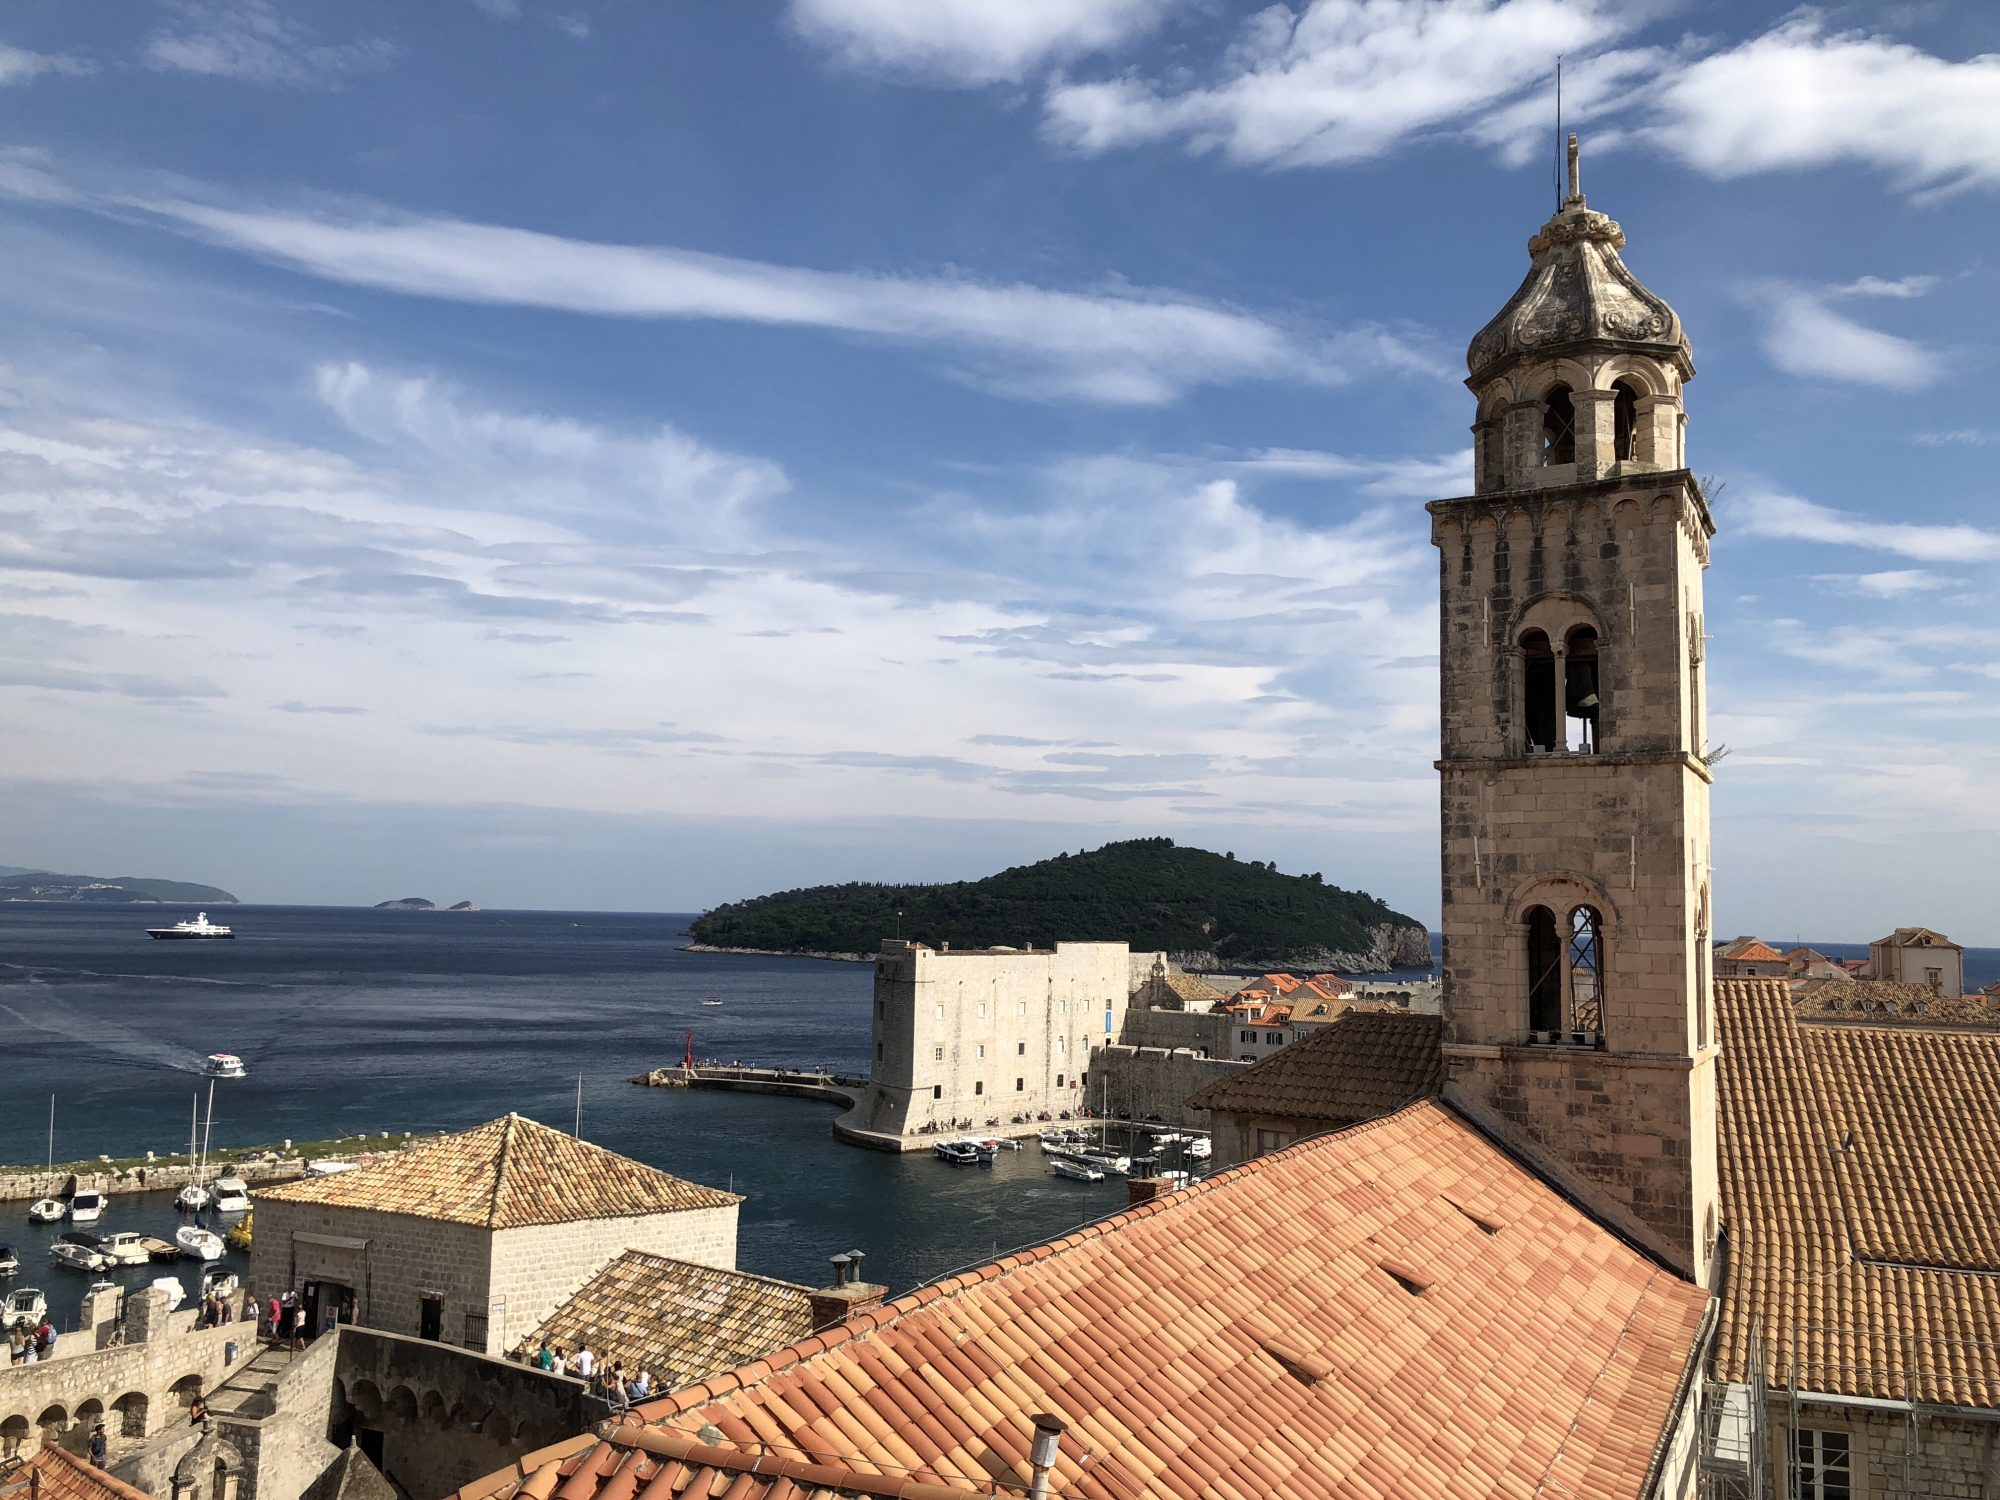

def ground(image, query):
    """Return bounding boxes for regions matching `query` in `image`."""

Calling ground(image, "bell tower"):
[1428,139,1720,1285]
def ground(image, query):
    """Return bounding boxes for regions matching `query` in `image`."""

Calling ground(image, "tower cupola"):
[1466,137,1693,493]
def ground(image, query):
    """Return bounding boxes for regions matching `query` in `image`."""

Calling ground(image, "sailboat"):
[28,1097,63,1224]
[175,1093,209,1212]
[174,1083,225,1260]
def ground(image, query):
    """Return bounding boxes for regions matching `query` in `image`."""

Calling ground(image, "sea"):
[1,906,1991,1325]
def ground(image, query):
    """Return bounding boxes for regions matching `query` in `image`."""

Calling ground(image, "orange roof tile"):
[1717,938,1785,963]
[258,1115,739,1229]
[1716,978,2000,1404]
[467,1101,1707,1500]
[1188,1012,1442,1124]
[0,1446,158,1500]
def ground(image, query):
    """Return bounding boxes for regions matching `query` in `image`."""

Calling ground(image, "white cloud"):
[1809,569,1955,599]
[1649,16,2000,194]
[1832,274,1936,300]
[15,171,1415,406]
[1756,290,1939,390]
[1734,492,2000,563]
[144,1,395,89]
[1041,0,1635,167]
[0,44,94,86]
[1915,430,2000,448]
[789,0,1171,86]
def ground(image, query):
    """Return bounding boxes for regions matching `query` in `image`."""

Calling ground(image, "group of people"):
[530,1341,652,1408]
[265,1288,313,1351]
[5,1317,56,1363]
[192,1290,241,1330]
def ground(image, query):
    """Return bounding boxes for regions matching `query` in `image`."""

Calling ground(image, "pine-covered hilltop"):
[687,839,1432,973]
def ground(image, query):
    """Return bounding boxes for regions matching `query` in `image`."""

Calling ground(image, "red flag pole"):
[684,1028,694,1071]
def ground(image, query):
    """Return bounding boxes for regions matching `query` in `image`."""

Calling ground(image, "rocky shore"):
[679,942,872,963]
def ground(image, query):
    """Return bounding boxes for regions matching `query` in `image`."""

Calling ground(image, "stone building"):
[1713,936,1788,979]
[840,940,1132,1143]
[251,1115,739,1357]
[1429,137,1721,1288]
[1866,925,1963,996]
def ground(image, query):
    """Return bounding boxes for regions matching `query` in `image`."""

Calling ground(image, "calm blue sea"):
[0,905,1137,1306]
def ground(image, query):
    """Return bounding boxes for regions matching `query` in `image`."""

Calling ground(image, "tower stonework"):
[1428,141,1721,1286]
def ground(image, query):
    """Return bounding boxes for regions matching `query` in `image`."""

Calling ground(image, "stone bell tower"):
[1427,139,1721,1286]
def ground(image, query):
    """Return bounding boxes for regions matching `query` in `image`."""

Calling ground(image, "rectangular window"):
[1016,1041,1026,1056]
[974,1080,984,1096]
[1060,1000,1068,1013]
[1015,1077,1024,1091]
[932,1084,942,1100]
[1267,1033,1282,1045]
[1018,1000,1027,1016]
[1254,1129,1293,1158]
[934,1004,944,1019]
[1790,1430,1851,1500]
[1055,1073,1064,1087]
[977,1001,987,1018]
[875,1041,883,1060]
[1056,1037,1065,1053]
[976,1043,986,1058]
[1240,1030,1254,1043]
[933,1046,944,1061]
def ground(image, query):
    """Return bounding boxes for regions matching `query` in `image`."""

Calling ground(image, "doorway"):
[418,1295,442,1342]
[302,1280,355,1338]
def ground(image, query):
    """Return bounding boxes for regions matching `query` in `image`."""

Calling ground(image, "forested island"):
[0,869,238,904]
[374,898,479,911]
[687,839,1432,972]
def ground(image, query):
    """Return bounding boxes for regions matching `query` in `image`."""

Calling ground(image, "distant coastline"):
[0,868,238,904]
[681,942,870,964]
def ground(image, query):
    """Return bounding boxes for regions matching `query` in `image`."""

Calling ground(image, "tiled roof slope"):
[1160,970,1224,1005]
[1187,1010,1442,1123]
[465,1100,1708,1500]
[1715,979,2000,1403]
[258,1115,739,1228]
[0,1445,159,1500]
[1718,938,1785,963]
[521,1251,814,1389]
[1792,979,2000,1027]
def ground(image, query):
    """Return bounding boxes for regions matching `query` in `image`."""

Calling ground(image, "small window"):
[1521,630,1557,752]
[1240,1030,1254,1043]
[977,1001,986,1018]
[1254,1129,1293,1157]
[1017,1000,1026,1016]
[1059,999,1068,1013]
[932,1084,942,1100]
[1056,1037,1065,1054]
[974,1080,983,1096]
[1541,385,1576,465]
[1790,1430,1851,1500]
[976,1043,985,1059]
[1055,1073,1064,1087]
[1612,380,1639,461]
[1526,906,1562,1033]
[875,1041,884,1060]
[1015,1077,1024,1091]
[933,1004,944,1020]
[933,1046,944,1061]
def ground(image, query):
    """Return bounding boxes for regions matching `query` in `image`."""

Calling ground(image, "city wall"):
[1091,1046,1243,1128]
[0,1311,241,1463]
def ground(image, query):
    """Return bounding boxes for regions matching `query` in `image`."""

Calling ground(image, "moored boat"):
[146,912,234,940]
[150,1276,187,1311]
[96,1232,150,1267]
[141,1236,180,1262]
[933,1141,981,1165]
[68,1189,105,1223]
[224,1213,253,1252]
[51,1239,107,1273]
[175,1225,225,1262]
[28,1198,64,1225]
[175,1183,210,1213]
[4,1287,46,1329]
[202,1268,240,1302]
[0,1244,17,1277]
[210,1177,251,1213]
[1050,1159,1104,1182]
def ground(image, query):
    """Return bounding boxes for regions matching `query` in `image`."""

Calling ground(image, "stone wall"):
[251,1201,496,1351]
[333,1328,594,1500]
[1091,1046,1243,1129]
[855,941,1133,1139]
[0,1155,308,1206]
[0,1313,243,1463]
[210,1333,344,1500]
[1770,1398,1998,1499]
[1118,1008,1231,1057]
[485,1205,738,1357]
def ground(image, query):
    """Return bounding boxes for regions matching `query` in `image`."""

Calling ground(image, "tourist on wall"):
[89,1423,108,1468]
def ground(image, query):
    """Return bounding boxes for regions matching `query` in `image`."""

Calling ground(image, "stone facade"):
[1430,157,1721,1287]
[847,941,1134,1139]
[1867,928,1964,997]
[252,1198,738,1358]
[1088,1046,1241,1129]
[1764,1399,1997,1499]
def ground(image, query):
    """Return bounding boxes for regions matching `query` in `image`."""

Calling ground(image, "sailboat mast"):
[46,1094,53,1175]
[198,1080,215,1188]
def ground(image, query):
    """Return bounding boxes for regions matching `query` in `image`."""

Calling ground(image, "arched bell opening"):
[1526,906,1563,1034]
[1540,385,1576,466]
[1564,625,1600,752]
[1521,629,1558,752]
[1612,380,1641,462]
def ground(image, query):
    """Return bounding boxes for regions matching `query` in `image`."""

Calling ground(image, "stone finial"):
[1566,133,1582,204]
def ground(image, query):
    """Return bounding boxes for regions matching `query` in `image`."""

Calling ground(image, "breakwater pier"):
[0,1132,434,1205]
[632,1062,862,1108]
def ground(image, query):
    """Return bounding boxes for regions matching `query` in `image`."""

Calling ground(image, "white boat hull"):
[175,1227,225,1262]
[51,1244,106,1272]
[176,1185,210,1212]
[28,1199,64,1224]
[68,1201,103,1224]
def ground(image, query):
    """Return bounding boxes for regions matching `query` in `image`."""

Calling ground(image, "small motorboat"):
[1074,1150,1131,1176]
[146,912,234,940]
[96,1232,151,1267]
[176,1183,210,1212]
[141,1236,180,1262]
[1184,1137,1212,1160]
[175,1225,225,1262]
[933,1141,981,1165]
[981,1137,1022,1151]
[5,1287,47,1329]
[1050,1159,1105,1182]
[700,998,723,1007]
[150,1276,187,1311]
[51,1240,108,1273]
[28,1197,64,1224]
[0,1244,17,1276]
[224,1213,253,1252]
[202,1053,246,1080]
[210,1178,251,1213]
[68,1190,106,1224]
[202,1268,240,1302]
[304,1159,357,1177]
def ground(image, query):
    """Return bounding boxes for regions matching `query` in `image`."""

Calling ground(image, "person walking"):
[550,1349,567,1378]
[89,1422,109,1468]
[267,1295,281,1340]
[575,1343,595,1384]
[534,1340,553,1372]
[286,1299,306,1355]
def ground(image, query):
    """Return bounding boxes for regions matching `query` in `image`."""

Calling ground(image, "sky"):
[0,1,1995,937]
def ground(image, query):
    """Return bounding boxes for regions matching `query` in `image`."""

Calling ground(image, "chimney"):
[808,1248,887,1331]
[1027,1414,1064,1500]
[1126,1161,1169,1207]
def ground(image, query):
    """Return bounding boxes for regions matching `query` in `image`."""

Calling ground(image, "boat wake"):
[0,998,215,1077]
[0,962,282,989]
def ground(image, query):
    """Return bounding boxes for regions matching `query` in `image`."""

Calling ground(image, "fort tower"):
[1428,138,1721,1285]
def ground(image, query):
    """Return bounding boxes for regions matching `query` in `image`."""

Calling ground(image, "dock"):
[632,1064,862,1109]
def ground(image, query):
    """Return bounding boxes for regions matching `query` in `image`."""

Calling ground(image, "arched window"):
[1569,906,1604,1035]
[1541,385,1576,465]
[1521,629,1557,751]
[1526,906,1562,1032]
[1612,380,1640,461]
[1565,625,1600,751]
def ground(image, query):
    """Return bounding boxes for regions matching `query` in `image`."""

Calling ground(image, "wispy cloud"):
[1735,492,2000,563]
[1754,288,1939,390]
[789,0,1172,86]
[144,1,395,89]
[1809,570,1955,599]
[0,44,95,87]
[1915,430,2000,448]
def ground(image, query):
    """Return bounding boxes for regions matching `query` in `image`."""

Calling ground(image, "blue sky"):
[0,1,1995,938]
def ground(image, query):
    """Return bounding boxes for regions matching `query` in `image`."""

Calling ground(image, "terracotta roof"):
[520,1251,815,1391]
[1291,996,1405,1024]
[1716,938,1785,964]
[1876,926,1960,950]
[257,1115,739,1228]
[1187,1010,1443,1124]
[1157,971,1224,1005]
[0,1445,158,1500]
[1715,978,2000,1404]
[465,1100,1709,1500]
[1791,980,2000,1028]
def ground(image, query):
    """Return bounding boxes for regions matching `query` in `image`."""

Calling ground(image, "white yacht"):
[146,912,234,940]
[175,1225,224,1262]
[210,1178,251,1214]
[68,1190,105,1224]
[5,1288,46,1329]
[97,1232,151,1267]
[202,1053,246,1079]
[51,1239,107,1273]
